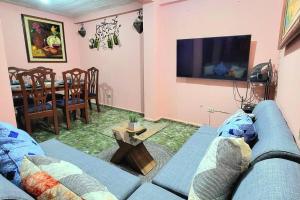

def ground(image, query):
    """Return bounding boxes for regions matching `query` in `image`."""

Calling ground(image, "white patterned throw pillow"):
[188,137,251,200]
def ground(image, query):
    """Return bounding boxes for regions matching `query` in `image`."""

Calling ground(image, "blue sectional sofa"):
[1,100,300,200]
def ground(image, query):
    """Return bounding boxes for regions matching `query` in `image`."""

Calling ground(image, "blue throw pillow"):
[217,110,257,144]
[0,122,45,187]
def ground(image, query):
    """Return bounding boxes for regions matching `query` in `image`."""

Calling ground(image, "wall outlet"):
[106,94,112,98]
[208,107,215,113]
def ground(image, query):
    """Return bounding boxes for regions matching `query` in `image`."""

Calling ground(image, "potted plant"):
[128,114,139,131]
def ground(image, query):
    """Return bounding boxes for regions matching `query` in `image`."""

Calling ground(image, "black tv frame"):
[176,34,251,81]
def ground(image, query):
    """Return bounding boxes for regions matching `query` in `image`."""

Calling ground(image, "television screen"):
[177,35,251,81]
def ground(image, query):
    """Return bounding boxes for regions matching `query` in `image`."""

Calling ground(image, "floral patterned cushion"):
[20,155,118,200]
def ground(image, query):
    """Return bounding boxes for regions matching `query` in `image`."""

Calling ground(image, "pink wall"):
[144,0,282,126]
[276,35,300,145]
[0,2,80,78]
[0,0,289,131]
[143,2,164,120]
[0,20,17,126]
[75,2,143,112]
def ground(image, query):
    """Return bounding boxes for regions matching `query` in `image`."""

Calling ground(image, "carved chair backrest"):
[17,68,56,113]
[34,66,53,73]
[8,67,28,83]
[62,68,88,105]
[87,67,99,95]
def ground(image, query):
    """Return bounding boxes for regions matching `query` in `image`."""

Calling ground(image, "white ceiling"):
[3,0,138,17]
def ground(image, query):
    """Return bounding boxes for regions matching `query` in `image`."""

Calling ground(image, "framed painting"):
[21,14,67,62]
[279,0,300,49]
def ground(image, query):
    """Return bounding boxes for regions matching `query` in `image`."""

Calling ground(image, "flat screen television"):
[177,35,251,81]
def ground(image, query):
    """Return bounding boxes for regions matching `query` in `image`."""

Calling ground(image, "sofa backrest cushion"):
[251,100,300,164]
[232,158,300,200]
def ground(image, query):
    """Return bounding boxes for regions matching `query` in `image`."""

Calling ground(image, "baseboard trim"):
[97,103,201,127]
[99,103,144,115]
[162,117,202,127]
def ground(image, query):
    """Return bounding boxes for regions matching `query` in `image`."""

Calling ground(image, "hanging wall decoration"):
[133,10,143,34]
[78,23,86,37]
[89,16,121,50]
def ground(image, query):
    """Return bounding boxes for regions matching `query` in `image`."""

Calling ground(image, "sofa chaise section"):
[152,125,218,198]
[152,100,300,199]
[232,158,300,199]
[40,139,142,200]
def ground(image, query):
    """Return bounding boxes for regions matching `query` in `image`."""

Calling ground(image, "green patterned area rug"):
[31,105,199,155]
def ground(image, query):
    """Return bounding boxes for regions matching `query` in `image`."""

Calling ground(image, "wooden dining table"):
[11,81,65,96]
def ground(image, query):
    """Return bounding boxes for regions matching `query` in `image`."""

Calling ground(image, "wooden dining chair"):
[8,66,28,83]
[35,66,53,73]
[56,68,88,129]
[8,67,29,127]
[32,66,63,101]
[8,67,28,106]
[87,67,100,112]
[16,68,59,135]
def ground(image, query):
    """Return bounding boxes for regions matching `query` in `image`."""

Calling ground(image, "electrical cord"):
[233,80,256,108]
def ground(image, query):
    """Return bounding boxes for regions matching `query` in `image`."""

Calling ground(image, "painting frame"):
[278,0,300,49]
[21,14,67,63]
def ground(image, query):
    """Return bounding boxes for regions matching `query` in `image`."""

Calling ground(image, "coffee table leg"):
[126,143,156,175]
[111,141,134,164]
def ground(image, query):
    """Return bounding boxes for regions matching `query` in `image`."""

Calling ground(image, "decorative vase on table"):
[128,114,140,136]
[128,122,140,131]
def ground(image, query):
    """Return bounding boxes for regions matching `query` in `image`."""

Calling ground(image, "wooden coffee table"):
[111,122,158,175]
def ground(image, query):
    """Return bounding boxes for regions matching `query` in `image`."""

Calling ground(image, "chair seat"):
[56,99,84,107]
[17,103,52,113]
[13,97,24,107]
[88,93,97,97]
[13,97,34,108]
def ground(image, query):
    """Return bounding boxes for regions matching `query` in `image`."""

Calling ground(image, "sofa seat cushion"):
[56,98,84,107]
[0,174,34,200]
[251,100,300,164]
[153,125,218,198]
[39,139,141,200]
[128,183,184,200]
[232,158,300,200]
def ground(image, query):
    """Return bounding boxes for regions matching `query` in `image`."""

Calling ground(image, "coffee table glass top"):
[112,121,166,145]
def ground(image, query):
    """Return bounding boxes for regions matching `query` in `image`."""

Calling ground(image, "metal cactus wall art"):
[89,16,121,50]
